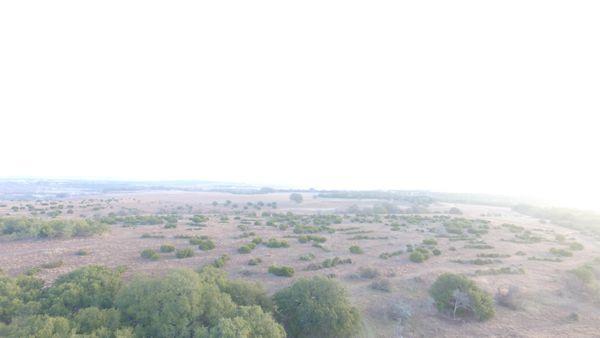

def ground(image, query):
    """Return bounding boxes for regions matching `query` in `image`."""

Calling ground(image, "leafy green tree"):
[429,273,495,321]
[44,266,123,316]
[0,315,74,338]
[198,266,273,312]
[73,307,121,333]
[209,306,285,338]
[274,276,360,338]
[0,274,21,323]
[116,269,236,337]
[220,280,274,313]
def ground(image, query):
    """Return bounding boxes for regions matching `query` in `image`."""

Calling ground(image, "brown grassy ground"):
[1,192,599,337]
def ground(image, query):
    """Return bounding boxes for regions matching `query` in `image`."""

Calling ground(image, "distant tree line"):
[0,217,109,240]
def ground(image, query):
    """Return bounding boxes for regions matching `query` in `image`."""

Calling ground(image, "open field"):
[2,191,600,337]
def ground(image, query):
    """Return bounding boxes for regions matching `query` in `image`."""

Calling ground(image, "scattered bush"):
[358,267,380,279]
[197,239,216,251]
[422,238,437,245]
[379,250,403,259]
[429,273,495,321]
[238,243,256,254]
[306,257,352,271]
[299,253,315,261]
[569,242,584,251]
[248,258,262,266]
[370,279,392,292]
[349,245,364,254]
[159,244,175,253]
[74,249,90,256]
[409,248,430,263]
[40,260,64,269]
[140,249,160,261]
[266,238,289,248]
[268,265,295,277]
[495,285,522,310]
[550,247,573,257]
[175,248,195,259]
[212,255,230,268]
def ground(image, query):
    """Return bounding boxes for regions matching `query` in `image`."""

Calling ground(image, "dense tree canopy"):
[0,264,365,337]
[273,276,361,338]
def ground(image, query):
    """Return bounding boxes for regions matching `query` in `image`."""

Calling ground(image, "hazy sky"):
[1,1,599,209]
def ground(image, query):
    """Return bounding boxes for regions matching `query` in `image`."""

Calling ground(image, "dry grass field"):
[1,191,600,337]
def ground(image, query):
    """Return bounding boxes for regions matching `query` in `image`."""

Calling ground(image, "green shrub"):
[379,250,403,259]
[349,245,364,254]
[212,255,230,268]
[358,267,380,279]
[197,239,216,251]
[550,247,573,257]
[274,276,360,338]
[409,249,430,263]
[570,264,597,286]
[370,279,392,292]
[140,249,160,261]
[74,249,90,256]
[306,257,352,271]
[160,244,175,253]
[176,248,195,259]
[422,238,438,245]
[266,238,289,248]
[569,242,584,251]
[429,273,495,321]
[44,266,123,316]
[432,248,442,256]
[268,265,294,277]
[40,260,64,269]
[248,258,262,266]
[299,253,315,261]
[238,243,256,254]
